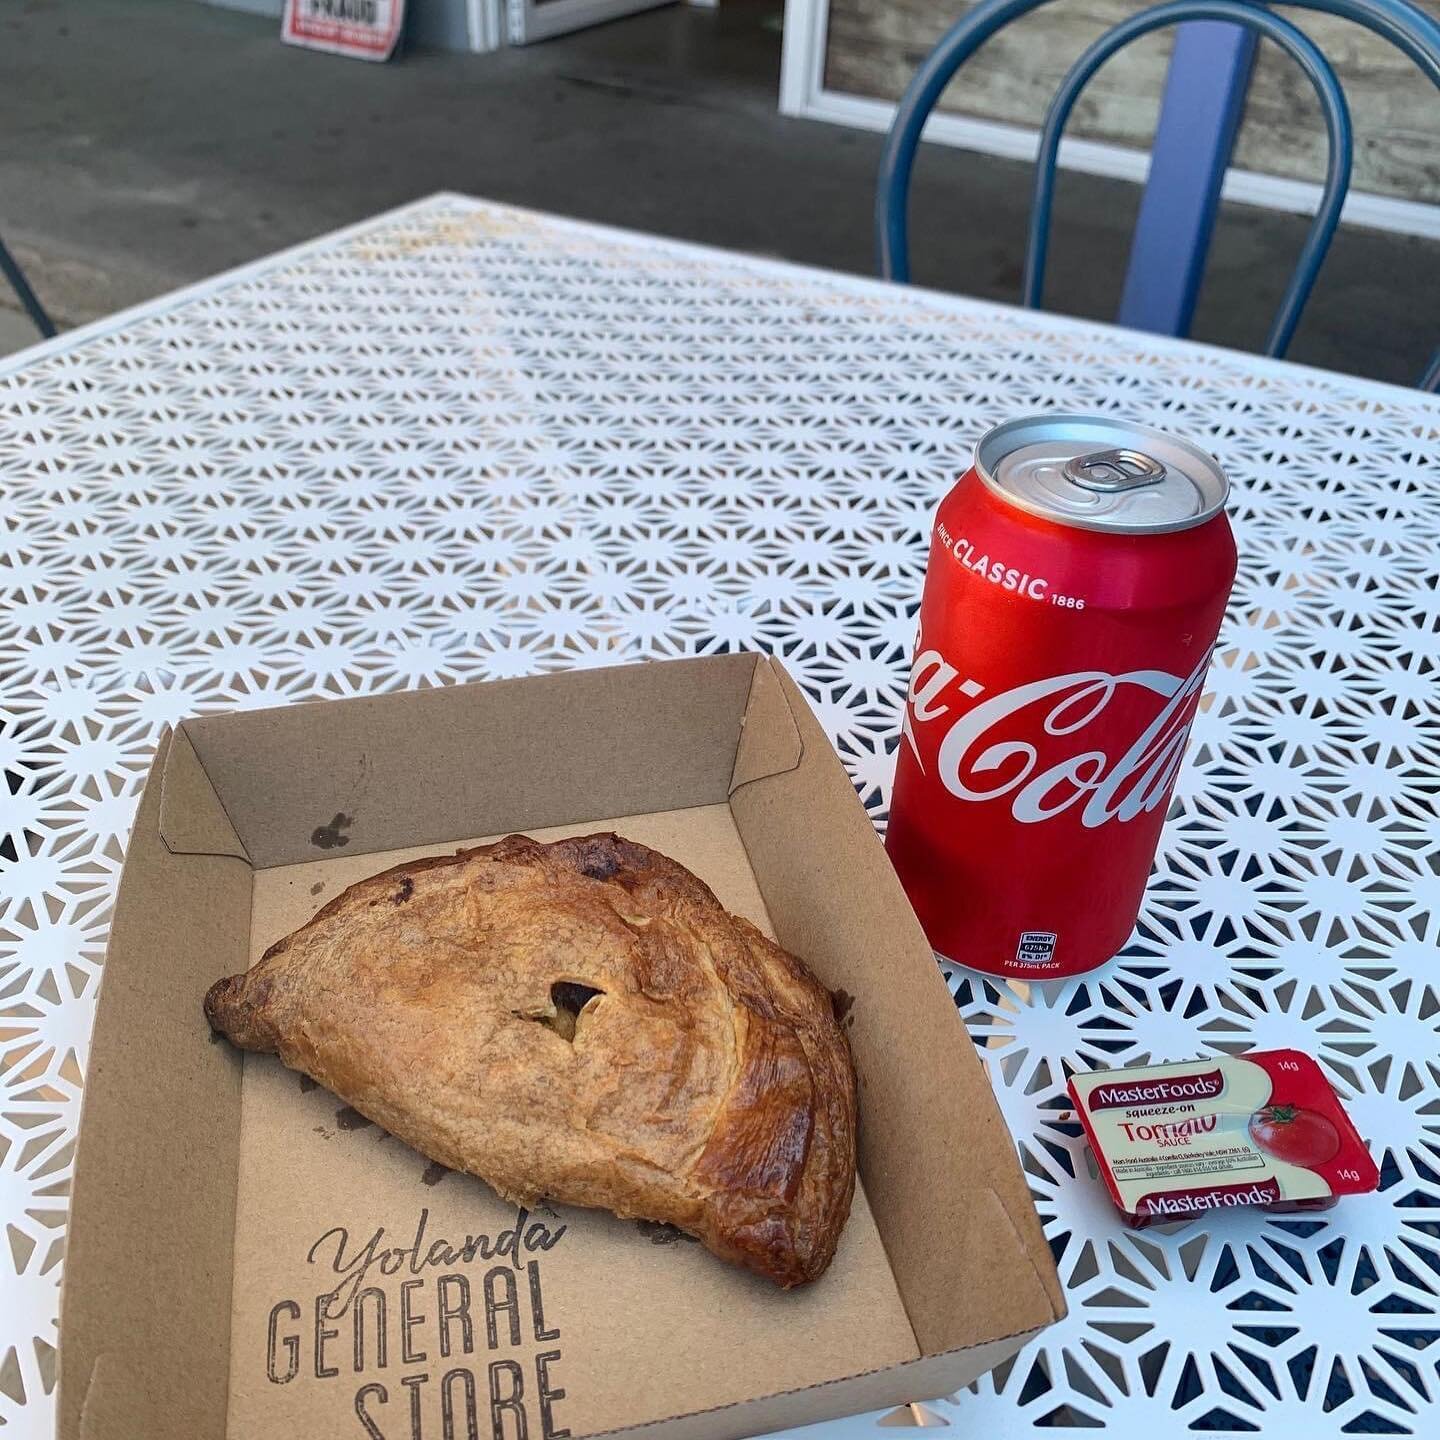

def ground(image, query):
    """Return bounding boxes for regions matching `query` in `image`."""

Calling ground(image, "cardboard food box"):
[60,653,1063,1440]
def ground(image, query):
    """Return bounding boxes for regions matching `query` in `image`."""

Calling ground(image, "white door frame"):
[778,0,1440,240]
[469,0,505,49]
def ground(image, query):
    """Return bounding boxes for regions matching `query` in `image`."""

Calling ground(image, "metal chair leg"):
[0,232,57,341]
[1421,347,1440,393]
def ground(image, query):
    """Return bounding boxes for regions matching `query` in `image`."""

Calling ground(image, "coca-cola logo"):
[901,636,1211,828]
[1088,1068,1226,1112]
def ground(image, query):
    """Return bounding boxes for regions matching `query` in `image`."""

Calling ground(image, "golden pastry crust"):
[204,833,857,1287]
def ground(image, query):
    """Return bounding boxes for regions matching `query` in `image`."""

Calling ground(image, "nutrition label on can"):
[1014,931,1058,967]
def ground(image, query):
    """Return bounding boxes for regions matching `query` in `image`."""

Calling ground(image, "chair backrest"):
[876,0,1440,389]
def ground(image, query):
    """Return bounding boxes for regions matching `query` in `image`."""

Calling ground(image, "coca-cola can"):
[886,414,1237,978]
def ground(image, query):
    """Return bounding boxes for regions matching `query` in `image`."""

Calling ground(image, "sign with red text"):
[282,0,405,62]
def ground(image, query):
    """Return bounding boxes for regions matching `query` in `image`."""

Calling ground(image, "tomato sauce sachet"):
[1068,1050,1379,1227]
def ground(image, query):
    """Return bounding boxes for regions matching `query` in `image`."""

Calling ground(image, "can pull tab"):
[1063,448,1167,493]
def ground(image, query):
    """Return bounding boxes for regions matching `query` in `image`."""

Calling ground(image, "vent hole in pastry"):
[537,981,605,1042]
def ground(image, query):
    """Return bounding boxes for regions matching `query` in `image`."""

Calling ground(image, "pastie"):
[204,832,857,1287]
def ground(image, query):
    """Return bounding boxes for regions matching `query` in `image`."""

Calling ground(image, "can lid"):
[975,414,1229,534]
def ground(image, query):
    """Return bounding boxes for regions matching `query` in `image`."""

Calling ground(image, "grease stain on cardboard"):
[311,813,352,850]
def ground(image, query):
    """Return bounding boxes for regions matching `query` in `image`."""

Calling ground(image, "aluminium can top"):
[974,414,1230,535]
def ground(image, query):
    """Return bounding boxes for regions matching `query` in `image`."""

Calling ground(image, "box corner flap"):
[729,654,804,793]
[158,724,251,863]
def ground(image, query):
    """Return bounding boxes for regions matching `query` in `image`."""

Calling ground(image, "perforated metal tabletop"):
[2,195,1438,1438]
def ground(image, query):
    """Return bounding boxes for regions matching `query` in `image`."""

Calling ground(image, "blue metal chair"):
[0,232,56,341]
[877,0,1440,390]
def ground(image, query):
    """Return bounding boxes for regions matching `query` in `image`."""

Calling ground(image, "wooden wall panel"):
[824,0,1440,205]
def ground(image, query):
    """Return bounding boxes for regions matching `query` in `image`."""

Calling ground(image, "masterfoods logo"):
[1135,1176,1283,1216]
[1087,1067,1226,1112]
[901,636,1210,828]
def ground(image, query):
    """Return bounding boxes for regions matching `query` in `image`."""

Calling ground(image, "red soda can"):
[885,415,1237,978]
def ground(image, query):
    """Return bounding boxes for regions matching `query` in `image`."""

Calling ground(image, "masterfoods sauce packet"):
[1068,1050,1379,1226]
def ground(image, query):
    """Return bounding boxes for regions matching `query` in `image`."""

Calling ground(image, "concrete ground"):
[0,0,1434,385]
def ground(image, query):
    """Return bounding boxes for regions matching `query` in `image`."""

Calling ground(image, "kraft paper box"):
[59,653,1064,1440]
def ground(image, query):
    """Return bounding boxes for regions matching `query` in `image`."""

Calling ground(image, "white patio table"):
[2,194,1437,1439]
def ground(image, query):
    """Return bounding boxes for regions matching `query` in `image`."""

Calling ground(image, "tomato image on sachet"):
[1248,1105,1341,1168]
